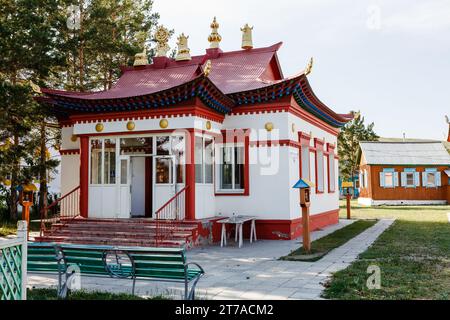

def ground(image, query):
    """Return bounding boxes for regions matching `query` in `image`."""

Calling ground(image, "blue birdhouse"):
[293,178,314,207]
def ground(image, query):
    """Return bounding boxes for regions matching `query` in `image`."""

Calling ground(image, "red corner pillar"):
[185,130,196,220]
[79,136,89,218]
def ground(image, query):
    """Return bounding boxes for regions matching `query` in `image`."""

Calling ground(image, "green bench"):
[27,242,204,300]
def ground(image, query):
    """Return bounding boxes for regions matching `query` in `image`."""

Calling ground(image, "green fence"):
[0,221,27,300]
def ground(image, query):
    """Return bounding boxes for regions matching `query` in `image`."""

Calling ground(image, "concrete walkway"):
[27,219,394,300]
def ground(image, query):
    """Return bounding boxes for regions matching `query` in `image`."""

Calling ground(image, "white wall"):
[195,184,215,219]
[215,146,291,220]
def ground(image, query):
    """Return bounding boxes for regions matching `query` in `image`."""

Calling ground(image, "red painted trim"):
[185,130,196,219]
[230,99,340,137]
[249,139,301,148]
[59,149,80,155]
[298,132,311,180]
[215,209,339,240]
[69,99,225,124]
[326,143,336,193]
[290,99,340,136]
[79,137,89,218]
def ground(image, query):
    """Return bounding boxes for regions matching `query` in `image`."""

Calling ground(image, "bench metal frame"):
[28,243,205,300]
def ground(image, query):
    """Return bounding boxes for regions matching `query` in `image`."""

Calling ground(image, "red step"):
[36,218,199,248]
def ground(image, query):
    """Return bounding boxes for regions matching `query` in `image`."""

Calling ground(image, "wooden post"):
[346,192,351,219]
[17,220,28,300]
[21,203,31,240]
[302,206,311,252]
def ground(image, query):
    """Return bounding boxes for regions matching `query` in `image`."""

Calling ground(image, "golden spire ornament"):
[175,33,192,61]
[154,25,171,57]
[241,24,253,49]
[133,48,148,66]
[208,17,222,49]
[305,57,314,75]
[203,59,212,77]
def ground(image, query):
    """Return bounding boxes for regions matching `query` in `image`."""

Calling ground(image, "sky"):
[153,0,450,140]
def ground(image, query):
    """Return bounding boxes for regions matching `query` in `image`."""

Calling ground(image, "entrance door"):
[153,155,176,215]
[130,157,146,217]
[118,156,130,218]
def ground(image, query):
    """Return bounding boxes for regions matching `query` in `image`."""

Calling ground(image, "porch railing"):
[154,186,188,246]
[40,186,80,237]
[0,221,27,300]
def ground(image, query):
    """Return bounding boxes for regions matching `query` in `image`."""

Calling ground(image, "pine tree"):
[338,111,378,193]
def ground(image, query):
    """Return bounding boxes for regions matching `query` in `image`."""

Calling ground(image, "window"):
[120,159,128,184]
[120,137,152,155]
[195,136,203,183]
[195,136,214,184]
[155,157,173,184]
[422,168,440,188]
[380,168,398,188]
[90,138,117,185]
[401,168,419,188]
[316,149,324,193]
[384,172,393,187]
[218,145,245,191]
[328,152,335,192]
[156,136,170,155]
[90,139,102,184]
[205,138,213,184]
[300,146,310,180]
[172,135,185,184]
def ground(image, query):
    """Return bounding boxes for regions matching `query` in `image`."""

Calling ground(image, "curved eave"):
[227,73,353,128]
[40,75,233,115]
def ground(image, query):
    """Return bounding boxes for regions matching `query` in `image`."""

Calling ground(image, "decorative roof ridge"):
[119,42,283,73]
[298,76,353,124]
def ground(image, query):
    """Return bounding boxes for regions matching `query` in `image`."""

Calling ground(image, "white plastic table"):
[217,215,257,248]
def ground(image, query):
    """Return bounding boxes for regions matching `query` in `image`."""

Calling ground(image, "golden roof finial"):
[208,17,222,49]
[154,25,171,57]
[241,23,253,50]
[133,48,148,66]
[175,33,191,61]
[29,80,42,94]
[203,59,212,77]
[305,57,314,75]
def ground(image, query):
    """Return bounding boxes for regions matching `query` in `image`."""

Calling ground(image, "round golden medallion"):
[126,121,135,131]
[159,119,168,129]
[95,123,104,132]
[70,135,78,142]
[206,121,212,130]
[265,122,274,132]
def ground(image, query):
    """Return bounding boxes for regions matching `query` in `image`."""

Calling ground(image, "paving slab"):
[28,219,394,300]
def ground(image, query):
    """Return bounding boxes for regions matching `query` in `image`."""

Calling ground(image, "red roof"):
[42,43,283,100]
[39,42,353,127]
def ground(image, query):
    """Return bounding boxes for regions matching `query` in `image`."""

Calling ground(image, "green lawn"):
[27,288,167,300]
[323,200,450,300]
[0,220,41,237]
[282,220,377,262]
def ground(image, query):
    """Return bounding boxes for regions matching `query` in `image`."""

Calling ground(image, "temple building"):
[36,20,352,246]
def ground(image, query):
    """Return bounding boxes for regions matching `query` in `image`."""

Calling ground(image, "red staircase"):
[35,218,199,248]
[35,185,199,248]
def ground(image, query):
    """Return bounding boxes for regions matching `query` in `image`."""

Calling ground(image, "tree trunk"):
[38,121,48,218]
[10,135,19,221]
[78,2,85,91]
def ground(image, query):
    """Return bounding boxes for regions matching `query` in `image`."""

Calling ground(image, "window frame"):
[215,135,249,196]
[326,143,336,193]
[195,135,214,185]
[314,138,325,194]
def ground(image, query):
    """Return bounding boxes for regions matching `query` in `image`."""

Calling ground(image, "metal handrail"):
[154,186,188,246]
[40,186,80,237]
